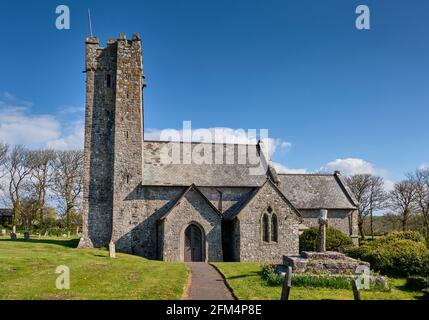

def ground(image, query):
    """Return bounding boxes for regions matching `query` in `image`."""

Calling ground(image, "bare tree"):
[27,149,56,223]
[0,143,8,170]
[5,145,33,225]
[367,176,387,238]
[0,143,9,192]
[409,168,429,238]
[52,150,83,227]
[388,179,418,231]
[346,174,387,239]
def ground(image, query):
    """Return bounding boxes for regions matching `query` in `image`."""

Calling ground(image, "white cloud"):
[0,105,61,146]
[145,126,291,157]
[272,162,307,174]
[319,157,395,191]
[419,163,429,170]
[47,121,84,150]
[58,105,85,115]
[0,93,84,150]
[319,158,378,176]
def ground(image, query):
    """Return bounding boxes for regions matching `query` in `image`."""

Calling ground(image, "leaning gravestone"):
[24,232,30,241]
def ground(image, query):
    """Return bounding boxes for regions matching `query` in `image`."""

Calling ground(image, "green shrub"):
[406,276,429,290]
[261,265,283,286]
[346,231,429,277]
[383,231,426,244]
[299,227,353,253]
[292,275,351,289]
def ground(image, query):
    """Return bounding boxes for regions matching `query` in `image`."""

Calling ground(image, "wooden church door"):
[184,224,203,262]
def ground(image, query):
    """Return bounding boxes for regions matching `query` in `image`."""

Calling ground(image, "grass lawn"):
[0,236,188,300]
[212,263,425,300]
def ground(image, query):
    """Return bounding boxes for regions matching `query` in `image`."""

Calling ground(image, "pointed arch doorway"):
[184,224,204,262]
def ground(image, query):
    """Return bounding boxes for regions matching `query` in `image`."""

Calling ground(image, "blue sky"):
[0,0,428,185]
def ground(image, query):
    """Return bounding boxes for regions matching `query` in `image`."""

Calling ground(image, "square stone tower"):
[79,34,145,251]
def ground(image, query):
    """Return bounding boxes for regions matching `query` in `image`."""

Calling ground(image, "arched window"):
[262,213,270,242]
[261,207,278,243]
[271,214,278,242]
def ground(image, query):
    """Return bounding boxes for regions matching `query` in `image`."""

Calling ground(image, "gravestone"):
[24,232,30,241]
[109,241,116,258]
[317,209,328,252]
[10,233,17,240]
[1,229,6,236]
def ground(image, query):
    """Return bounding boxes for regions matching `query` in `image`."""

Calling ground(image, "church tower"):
[79,34,145,251]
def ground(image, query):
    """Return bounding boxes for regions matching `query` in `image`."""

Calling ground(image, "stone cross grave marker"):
[317,209,328,252]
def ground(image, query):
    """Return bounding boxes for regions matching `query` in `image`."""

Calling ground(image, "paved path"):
[184,262,235,300]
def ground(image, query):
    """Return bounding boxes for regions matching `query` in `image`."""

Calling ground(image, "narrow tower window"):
[106,74,112,88]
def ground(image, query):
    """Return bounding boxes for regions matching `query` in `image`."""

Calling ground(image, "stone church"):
[78,34,359,262]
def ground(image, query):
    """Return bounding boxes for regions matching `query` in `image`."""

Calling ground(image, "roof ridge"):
[277,173,334,177]
[143,139,258,146]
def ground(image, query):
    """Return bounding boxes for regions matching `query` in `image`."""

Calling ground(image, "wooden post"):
[281,266,292,300]
[351,279,361,300]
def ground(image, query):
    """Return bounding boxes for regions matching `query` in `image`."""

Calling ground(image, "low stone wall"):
[284,251,369,274]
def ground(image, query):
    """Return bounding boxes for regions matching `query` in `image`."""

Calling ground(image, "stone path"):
[184,262,235,300]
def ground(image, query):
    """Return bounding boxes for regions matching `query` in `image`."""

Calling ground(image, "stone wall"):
[161,188,223,262]
[199,187,253,213]
[79,37,118,248]
[300,209,358,241]
[234,181,301,262]
[110,35,145,253]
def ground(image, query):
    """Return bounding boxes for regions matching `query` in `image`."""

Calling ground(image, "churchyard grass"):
[212,263,425,300]
[0,236,188,300]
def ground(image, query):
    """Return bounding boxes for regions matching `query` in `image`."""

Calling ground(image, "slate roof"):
[277,173,357,210]
[143,141,267,187]
[142,141,358,211]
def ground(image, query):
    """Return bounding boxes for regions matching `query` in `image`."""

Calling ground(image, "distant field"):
[0,236,188,300]
[212,263,424,300]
